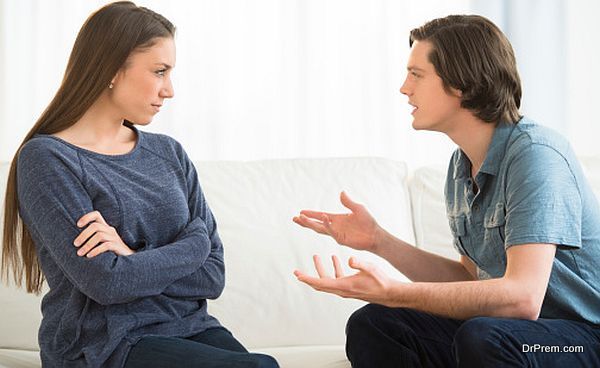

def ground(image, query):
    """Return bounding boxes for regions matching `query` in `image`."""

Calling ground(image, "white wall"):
[1,0,599,167]
[566,0,600,157]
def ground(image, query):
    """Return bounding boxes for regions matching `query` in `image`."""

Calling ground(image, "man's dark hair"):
[410,15,522,124]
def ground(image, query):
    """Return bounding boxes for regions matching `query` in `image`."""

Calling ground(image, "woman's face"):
[110,37,176,125]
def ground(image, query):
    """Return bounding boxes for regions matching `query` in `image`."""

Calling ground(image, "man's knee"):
[346,304,401,338]
[346,304,415,355]
[347,305,451,368]
[455,317,502,350]
[454,317,523,367]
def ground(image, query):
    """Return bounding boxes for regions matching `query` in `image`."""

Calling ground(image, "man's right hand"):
[293,191,382,252]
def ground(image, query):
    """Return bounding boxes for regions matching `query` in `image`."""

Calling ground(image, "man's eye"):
[155,69,167,76]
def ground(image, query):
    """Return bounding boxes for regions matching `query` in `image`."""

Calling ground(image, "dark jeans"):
[346,304,600,368]
[124,327,279,368]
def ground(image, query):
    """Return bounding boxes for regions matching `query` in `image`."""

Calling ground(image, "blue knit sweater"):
[17,123,224,367]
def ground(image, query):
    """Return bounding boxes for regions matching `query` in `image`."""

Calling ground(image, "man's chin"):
[127,118,153,126]
[411,119,425,130]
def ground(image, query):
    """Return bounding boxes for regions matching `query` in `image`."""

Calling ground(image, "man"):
[293,15,600,367]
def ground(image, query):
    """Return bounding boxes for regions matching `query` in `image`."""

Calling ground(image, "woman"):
[1,2,278,367]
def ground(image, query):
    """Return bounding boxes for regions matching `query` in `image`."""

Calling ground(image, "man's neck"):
[445,113,497,178]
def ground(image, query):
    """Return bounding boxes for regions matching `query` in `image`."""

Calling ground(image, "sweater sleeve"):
[161,144,225,300]
[17,141,212,305]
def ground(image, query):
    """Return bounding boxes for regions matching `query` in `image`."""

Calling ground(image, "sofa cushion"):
[0,346,351,368]
[0,161,46,352]
[408,165,459,260]
[0,157,414,355]
[0,349,40,368]
[197,158,414,349]
[258,345,350,368]
[577,156,600,200]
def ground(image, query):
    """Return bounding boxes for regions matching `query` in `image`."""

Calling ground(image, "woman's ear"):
[111,70,121,85]
[112,63,129,83]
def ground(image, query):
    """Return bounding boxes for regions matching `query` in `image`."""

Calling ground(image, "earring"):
[109,82,114,89]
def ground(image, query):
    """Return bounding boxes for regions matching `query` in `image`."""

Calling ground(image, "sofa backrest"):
[6,155,597,351]
[408,164,458,260]
[196,158,414,348]
[0,158,415,350]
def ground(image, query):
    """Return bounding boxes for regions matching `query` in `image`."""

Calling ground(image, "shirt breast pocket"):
[484,203,506,246]
[449,215,468,255]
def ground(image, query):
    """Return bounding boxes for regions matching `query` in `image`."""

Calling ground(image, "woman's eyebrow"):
[154,62,173,69]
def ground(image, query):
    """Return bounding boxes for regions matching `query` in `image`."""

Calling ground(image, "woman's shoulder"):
[20,135,79,162]
[138,130,189,162]
[18,135,83,176]
[140,130,182,149]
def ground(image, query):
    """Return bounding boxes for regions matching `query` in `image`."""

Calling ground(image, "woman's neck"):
[52,95,137,155]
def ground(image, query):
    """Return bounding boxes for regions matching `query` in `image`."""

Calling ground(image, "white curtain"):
[472,0,600,157]
[1,0,599,169]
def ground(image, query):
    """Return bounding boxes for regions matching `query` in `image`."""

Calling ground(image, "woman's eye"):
[155,69,167,76]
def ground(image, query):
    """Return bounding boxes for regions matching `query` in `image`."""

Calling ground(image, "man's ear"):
[450,87,463,98]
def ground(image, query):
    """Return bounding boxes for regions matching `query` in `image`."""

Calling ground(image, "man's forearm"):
[387,278,538,320]
[372,228,474,282]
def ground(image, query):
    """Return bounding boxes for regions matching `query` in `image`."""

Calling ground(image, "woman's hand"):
[293,191,383,252]
[73,211,135,258]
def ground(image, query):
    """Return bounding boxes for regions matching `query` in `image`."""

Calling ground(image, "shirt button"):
[473,204,480,211]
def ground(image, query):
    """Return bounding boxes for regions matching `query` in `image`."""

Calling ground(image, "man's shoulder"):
[498,117,578,174]
[508,117,570,154]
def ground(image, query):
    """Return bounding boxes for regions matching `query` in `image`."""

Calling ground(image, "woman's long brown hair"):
[1,1,175,294]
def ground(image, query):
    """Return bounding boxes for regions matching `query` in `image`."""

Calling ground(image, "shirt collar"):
[452,149,470,179]
[452,119,519,179]
[479,120,517,176]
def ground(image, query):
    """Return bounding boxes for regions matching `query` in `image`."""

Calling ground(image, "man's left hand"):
[294,255,396,306]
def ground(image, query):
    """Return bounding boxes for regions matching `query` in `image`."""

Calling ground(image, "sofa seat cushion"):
[0,346,351,368]
[257,345,350,368]
[0,349,40,368]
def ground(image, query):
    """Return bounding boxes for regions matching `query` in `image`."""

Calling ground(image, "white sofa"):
[3,156,600,368]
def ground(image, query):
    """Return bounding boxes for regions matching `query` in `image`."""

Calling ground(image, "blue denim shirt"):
[445,116,600,325]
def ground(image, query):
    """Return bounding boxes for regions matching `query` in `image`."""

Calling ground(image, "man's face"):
[400,40,463,132]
